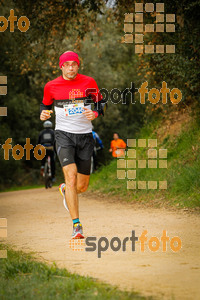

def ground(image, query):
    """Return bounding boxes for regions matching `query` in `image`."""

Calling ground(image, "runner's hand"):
[82,107,96,121]
[40,110,53,121]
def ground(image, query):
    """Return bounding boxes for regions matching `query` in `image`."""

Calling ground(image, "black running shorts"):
[55,130,95,175]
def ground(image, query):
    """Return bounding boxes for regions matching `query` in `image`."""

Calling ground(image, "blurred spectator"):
[109,133,126,158]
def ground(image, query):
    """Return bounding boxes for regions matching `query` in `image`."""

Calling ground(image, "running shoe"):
[59,183,69,212]
[72,223,84,239]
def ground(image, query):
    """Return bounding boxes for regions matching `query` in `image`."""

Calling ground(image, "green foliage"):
[90,115,200,209]
[0,0,199,190]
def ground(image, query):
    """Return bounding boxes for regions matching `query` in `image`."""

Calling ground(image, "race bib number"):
[64,103,84,117]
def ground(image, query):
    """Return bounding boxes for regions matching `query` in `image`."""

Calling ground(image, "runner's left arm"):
[120,140,126,149]
[86,78,107,118]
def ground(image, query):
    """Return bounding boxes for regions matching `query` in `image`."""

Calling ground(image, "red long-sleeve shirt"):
[42,74,102,134]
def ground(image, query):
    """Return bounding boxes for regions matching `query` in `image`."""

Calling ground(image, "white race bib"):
[64,103,84,117]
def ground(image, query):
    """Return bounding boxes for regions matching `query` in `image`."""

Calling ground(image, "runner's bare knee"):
[77,174,90,193]
[63,165,77,189]
[77,183,88,193]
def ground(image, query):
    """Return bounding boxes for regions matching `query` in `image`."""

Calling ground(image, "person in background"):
[38,120,55,181]
[92,128,104,170]
[109,132,126,158]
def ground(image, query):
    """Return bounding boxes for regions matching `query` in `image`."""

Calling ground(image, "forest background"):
[0,0,199,190]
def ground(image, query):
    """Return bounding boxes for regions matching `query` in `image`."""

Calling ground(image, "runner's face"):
[61,61,79,80]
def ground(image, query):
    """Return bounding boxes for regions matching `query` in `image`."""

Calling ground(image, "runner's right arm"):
[40,83,54,121]
[40,106,53,121]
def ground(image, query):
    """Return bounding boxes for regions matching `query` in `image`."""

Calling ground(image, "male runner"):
[40,51,105,239]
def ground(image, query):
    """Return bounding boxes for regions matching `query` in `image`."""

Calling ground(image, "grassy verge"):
[0,244,152,300]
[89,114,200,209]
[0,185,44,193]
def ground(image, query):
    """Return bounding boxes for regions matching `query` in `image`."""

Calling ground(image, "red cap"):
[59,51,80,68]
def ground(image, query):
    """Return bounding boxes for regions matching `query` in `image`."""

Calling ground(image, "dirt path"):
[0,188,199,299]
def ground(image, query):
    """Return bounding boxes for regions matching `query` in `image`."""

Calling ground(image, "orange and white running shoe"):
[59,183,69,212]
